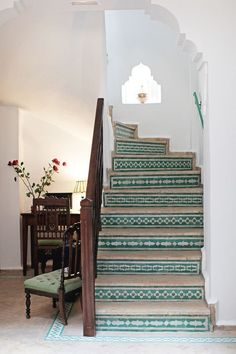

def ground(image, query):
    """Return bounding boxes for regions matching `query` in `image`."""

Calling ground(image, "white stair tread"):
[109,169,200,176]
[99,228,203,236]
[113,152,195,158]
[96,274,204,287]
[101,206,203,214]
[114,122,137,130]
[97,250,202,260]
[96,300,210,315]
[103,187,203,193]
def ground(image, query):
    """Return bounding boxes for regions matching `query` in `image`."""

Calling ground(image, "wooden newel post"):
[80,197,96,337]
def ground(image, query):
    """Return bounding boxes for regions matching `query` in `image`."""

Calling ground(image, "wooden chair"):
[24,222,82,325]
[32,197,70,275]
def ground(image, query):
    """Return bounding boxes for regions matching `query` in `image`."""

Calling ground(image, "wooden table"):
[21,212,80,276]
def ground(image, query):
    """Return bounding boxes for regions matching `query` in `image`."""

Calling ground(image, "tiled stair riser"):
[98,236,204,250]
[101,213,203,228]
[97,260,201,275]
[96,122,208,333]
[115,140,167,155]
[95,286,204,301]
[96,315,210,332]
[110,174,201,189]
[112,156,194,172]
[114,124,136,139]
[103,193,203,207]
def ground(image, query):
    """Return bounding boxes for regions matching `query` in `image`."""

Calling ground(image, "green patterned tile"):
[110,174,201,189]
[95,286,204,301]
[114,124,136,139]
[112,156,193,172]
[97,260,201,275]
[96,314,210,332]
[101,213,203,228]
[103,192,203,207]
[98,236,204,250]
[115,140,167,155]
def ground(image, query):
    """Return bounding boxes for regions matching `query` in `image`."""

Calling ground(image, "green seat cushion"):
[24,269,82,295]
[38,240,63,247]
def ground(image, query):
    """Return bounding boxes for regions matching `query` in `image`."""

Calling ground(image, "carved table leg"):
[25,291,31,319]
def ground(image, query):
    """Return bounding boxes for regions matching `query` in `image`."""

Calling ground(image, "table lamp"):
[73,180,87,211]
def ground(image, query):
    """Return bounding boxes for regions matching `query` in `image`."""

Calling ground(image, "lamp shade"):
[73,180,87,194]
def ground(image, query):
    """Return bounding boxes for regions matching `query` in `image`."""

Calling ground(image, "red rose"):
[62,162,66,166]
[53,165,59,172]
[52,158,60,165]
[12,160,18,166]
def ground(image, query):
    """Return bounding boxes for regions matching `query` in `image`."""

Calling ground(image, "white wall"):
[19,109,93,212]
[0,10,106,121]
[0,9,107,211]
[0,106,21,269]
[0,9,107,267]
[152,0,236,326]
[105,10,199,152]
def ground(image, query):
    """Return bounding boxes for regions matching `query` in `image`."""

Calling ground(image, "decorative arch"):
[122,63,161,104]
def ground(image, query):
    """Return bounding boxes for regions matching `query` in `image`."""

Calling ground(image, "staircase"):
[95,121,211,332]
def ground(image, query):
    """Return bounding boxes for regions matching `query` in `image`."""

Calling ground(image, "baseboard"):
[0,266,22,271]
[216,321,236,328]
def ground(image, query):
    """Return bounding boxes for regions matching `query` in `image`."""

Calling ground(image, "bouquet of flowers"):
[8,158,66,198]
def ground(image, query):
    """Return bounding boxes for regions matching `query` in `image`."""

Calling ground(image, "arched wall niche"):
[106,3,205,159]
[122,63,162,104]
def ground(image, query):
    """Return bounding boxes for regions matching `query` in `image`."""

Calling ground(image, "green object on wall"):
[193,92,204,128]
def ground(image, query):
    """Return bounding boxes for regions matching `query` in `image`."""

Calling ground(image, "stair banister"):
[80,98,104,337]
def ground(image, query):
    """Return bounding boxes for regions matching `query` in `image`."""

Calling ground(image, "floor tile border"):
[45,304,236,343]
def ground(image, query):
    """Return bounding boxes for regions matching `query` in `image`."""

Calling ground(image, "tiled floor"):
[1,270,236,354]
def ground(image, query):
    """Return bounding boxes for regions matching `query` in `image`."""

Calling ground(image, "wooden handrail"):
[80,98,104,337]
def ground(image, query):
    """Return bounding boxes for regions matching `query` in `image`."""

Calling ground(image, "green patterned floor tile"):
[110,174,201,189]
[103,192,203,207]
[115,140,167,155]
[101,213,203,228]
[95,286,204,301]
[96,314,210,332]
[98,236,204,250]
[112,156,193,172]
[97,260,201,275]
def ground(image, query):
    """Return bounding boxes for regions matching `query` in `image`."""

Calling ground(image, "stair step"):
[101,207,203,229]
[113,122,137,139]
[103,187,203,207]
[112,154,196,172]
[98,228,204,250]
[95,274,205,301]
[96,301,211,332]
[115,137,168,155]
[96,274,204,286]
[97,250,201,275]
[109,170,201,189]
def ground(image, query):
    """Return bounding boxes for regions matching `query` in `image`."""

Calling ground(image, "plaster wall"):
[0,9,106,210]
[152,0,236,326]
[0,9,106,126]
[0,9,107,267]
[0,105,21,269]
[105,10,200,153]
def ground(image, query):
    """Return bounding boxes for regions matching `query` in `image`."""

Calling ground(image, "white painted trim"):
[201,247,218,305]
[216,320,236,327]
[0,266,22,270]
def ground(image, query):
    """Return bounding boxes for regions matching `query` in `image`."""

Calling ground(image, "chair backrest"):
[32,197,71,241]
[60,222,81,285]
